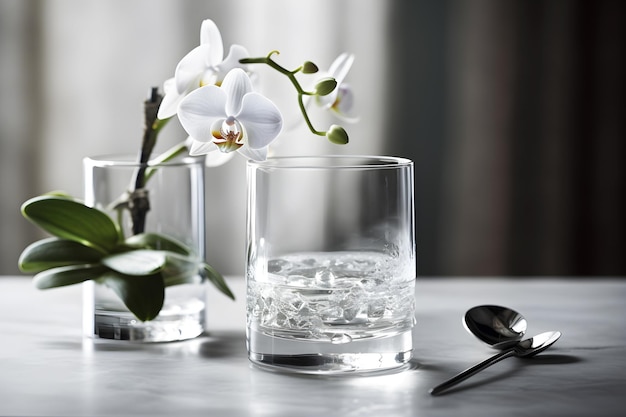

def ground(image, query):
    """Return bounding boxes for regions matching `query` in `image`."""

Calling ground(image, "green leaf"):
[102,250,167,276]
[161,252,202,287]
[101,271,165,321]
[202,262,235,300]
[33,264,108,289]
[21,195,120,253]
[19,238,104,273]
[125,233,192,256]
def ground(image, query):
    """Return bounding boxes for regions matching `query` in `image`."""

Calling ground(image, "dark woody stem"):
[129,87,168,235]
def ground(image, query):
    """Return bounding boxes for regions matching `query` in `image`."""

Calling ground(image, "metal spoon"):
[430,330,561,395]
[463,304,528,349]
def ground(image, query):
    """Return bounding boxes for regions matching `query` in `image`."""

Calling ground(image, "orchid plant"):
[18,19,355,321]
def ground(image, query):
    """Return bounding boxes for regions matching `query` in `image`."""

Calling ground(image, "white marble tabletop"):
[0,276,624,417]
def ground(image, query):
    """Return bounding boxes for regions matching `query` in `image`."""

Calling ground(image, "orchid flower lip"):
[210,116,245,153]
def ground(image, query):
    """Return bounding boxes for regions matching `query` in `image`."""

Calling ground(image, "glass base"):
[83,281,206,343]
[90,310,205,342]
[247,329,413,374]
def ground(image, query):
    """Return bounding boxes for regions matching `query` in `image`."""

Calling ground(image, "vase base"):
[89,309,205,342]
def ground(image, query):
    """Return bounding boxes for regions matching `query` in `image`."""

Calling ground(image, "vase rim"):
[247,155,413,170]
[84,153,205,168]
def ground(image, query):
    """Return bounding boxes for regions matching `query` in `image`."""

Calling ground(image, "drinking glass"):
[246,155,416,373]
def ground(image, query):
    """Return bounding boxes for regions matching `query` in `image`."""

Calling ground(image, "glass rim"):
[83,153,205,168]
[247,155,413,170]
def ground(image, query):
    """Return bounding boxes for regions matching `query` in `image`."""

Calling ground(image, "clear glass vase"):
[82,154,207,342]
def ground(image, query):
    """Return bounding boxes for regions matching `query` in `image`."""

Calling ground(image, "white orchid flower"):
[178,68,283,162]
[157,19,249,119]
[314,53,357,121]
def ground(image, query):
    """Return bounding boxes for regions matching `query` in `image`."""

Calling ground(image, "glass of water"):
[246,155,416,373]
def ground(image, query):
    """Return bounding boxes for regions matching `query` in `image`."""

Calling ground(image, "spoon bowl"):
[463,305,528,349]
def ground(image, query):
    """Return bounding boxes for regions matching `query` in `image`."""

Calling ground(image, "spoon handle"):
[429,349,516,395]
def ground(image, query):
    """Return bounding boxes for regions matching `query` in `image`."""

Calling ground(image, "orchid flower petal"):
[321,53,354,107]
[178,85,227,142]
[175,44,211,93]
[188,138,217,155]
[188,138,236,167]
[310,53,356,112]
[237,93,283,149]
[199,19,224,66]
[158,78,184,119]
[333,84,358,119]
[329,53,354,85]
[221,69,253,116]
[219,44,250,74]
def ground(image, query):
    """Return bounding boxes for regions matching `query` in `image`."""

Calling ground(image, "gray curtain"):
[0,1,41,274]
[385,0,625,276]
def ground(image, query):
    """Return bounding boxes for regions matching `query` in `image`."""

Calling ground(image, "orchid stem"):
[144,141,188,183]
[240,53,326,137]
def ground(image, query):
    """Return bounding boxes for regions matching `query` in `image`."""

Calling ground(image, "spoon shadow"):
[523,353,582,365]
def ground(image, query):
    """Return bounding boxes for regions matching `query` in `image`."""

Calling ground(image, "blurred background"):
[1,0,624,277]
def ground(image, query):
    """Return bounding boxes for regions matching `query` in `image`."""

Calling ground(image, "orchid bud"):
[314,78,337,96]
[302,61,319,74]
[326,125,349,145]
